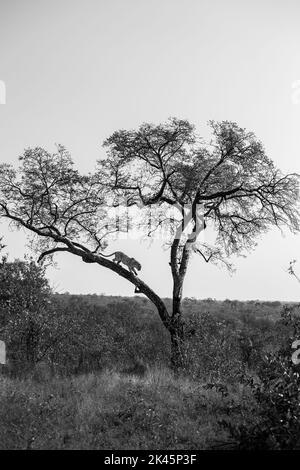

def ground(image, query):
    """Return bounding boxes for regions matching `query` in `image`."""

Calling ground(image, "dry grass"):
[0,367,256,449]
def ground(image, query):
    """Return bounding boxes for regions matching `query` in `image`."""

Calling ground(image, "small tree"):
[0,118,299,368]
[0,257,50,366]
[0,256,75,371]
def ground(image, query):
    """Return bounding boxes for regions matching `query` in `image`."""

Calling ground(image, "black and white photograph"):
[1,0,300,454]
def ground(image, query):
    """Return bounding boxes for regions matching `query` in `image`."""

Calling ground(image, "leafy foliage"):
[0,257,75,372]
[221,307,300,449]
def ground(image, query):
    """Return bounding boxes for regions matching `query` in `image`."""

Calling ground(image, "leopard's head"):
[135,261,141,271]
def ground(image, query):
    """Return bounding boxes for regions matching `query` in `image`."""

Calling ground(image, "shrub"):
[221,307,300,449]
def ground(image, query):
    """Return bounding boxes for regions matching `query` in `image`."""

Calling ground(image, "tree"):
[0,255,88,372]
[0,118,299,368]
[0,257,53,367]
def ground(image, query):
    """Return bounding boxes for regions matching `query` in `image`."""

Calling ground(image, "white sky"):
[0,0,300,300]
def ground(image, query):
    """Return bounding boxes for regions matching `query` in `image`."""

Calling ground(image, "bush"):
[221,307,300,449]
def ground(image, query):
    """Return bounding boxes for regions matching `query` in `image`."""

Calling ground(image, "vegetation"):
[0,368,256,450]
[0,117,299,448]
[0,118,299,368]
[1,257,300,449]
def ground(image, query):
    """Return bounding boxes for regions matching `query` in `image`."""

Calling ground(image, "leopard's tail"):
[99,252,116,258]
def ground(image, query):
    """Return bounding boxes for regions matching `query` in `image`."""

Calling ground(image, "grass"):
[0,367,257,450]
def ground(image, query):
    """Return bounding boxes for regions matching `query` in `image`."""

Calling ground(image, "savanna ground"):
[2,292,299,450]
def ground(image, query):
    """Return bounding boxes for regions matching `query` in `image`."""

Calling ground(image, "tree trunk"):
[170,326,185,370]
[170,280,186,370]
[168,235,195,370]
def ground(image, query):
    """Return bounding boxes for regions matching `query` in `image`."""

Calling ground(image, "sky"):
[0,0,300,300]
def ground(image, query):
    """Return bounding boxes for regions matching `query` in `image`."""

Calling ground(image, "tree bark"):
[169,279,185,369]
[168,239,192,370]
[170,328,185,370]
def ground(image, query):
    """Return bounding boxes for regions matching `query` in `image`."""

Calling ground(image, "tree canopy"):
[99,118,299,255]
